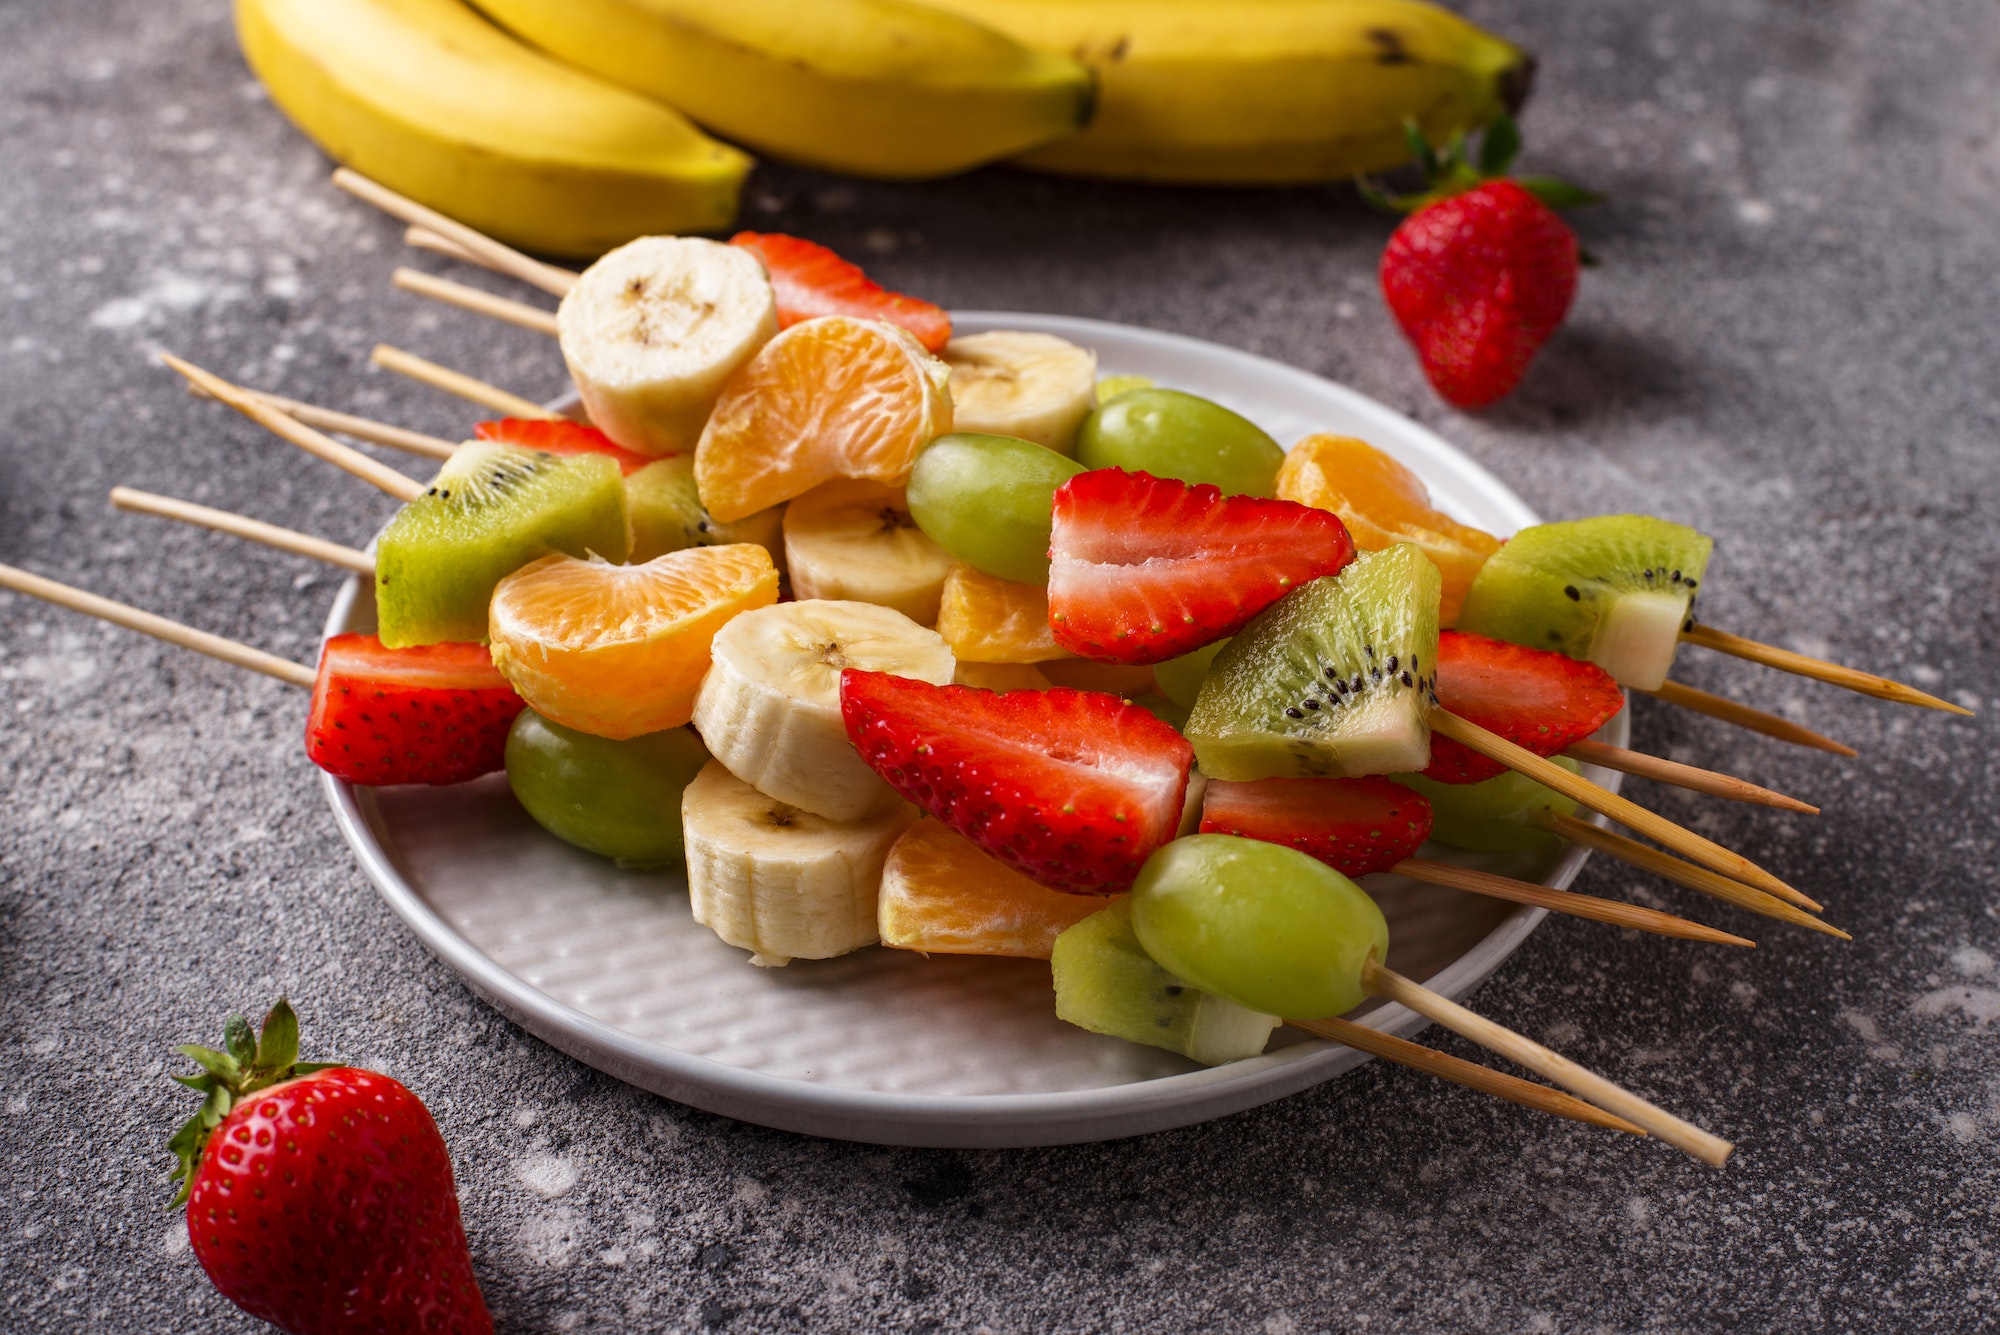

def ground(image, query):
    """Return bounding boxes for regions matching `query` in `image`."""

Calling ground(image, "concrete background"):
[2,1,1996,1330]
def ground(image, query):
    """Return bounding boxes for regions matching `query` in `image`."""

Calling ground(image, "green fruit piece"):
[375,442,630,648]
[1130,834,1389,1019]
[1153,638,1230,712]
[1394,759,1581,854]
[505,709,710,866]
[1456,515,1713,690]
[905,432,1087,585]
[1185,544,1440,781]
[1075,388,1284,497]
[623,455,785,567]
[1094,373,1154,402]
[1051,897,1279,1065]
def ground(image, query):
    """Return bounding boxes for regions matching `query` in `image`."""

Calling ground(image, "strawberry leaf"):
[254,999,300,1074]
[224,1014,257,1068]
[1517,176,1606,210]
[1478,114,1522,177]
[175,1044,240,1084]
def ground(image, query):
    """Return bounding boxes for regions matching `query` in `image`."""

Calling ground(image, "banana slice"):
[784,480,954,624]
[558,236,778,457]
[691,599,955,822]
[682,760,917,966]
[942,330,1097,454]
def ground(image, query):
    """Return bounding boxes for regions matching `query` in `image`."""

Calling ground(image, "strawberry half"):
[306,633,525,786]
[840,670,1192,894]
[1200,775,1433,879]
[1047,468,1356,665]
[1424,629,1625,783]
[474,417,656,475]
[729,231,952,353]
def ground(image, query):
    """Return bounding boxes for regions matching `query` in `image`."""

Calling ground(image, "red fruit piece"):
[1424,629,1625,783]
[306,633,524,786]
[1380,179,1579,409]
[840,670,1192,895]
[1200,775,1433,878]
[171,1000,492,1335]
[729,231,952,353]
[1047,468,1356,665]
[474,417,656,475]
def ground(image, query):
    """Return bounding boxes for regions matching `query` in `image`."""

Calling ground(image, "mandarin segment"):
[934,563,1073,664]
[879,819,1117,959]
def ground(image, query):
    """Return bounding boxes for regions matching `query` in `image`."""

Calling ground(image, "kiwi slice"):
[1051,899,1279,1066]
[1185,544,1441,782]
[1456,515,1712,690]
[623,456,785,567]
[374,442,630,648]
[1395,759,1581,854]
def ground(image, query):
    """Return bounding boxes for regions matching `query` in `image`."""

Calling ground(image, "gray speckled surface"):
[3,1,1998,1330]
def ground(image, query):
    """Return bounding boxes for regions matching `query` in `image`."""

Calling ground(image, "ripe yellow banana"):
[916,0,1532,184]
[472,0,1097,178]
[234,0,751,257]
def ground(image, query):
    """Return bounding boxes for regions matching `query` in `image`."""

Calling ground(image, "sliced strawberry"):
[1047,468,1356,665]
[840,670,1192,895]
[473,418,656,475]
[729,231,952,353]
[1424,630,1625,783]
[1200,776,1433,879]
[306,633,524,786]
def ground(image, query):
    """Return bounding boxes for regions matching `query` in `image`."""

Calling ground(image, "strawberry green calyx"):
[166,998,342,1208]
[1358,115,1602,216]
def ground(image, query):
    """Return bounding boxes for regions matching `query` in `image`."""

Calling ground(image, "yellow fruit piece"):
[934,563,1071,664]
[953,661,1053,692]
[1277,434,1501,626]
[488,546,777,738]
[695,316,952,523]
[879,819,1111,959]
[1039,658,1157,697]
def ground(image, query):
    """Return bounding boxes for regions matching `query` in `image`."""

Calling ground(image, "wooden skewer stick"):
[109,488,375,576]
[1389,858,1753,947]
[1641,680,1858,757]
[0,562,315,689]
[1559,738,1817,815]
[186,382,457,462]
[1285,1016,1645,1135]
[330,168,578,297]
[1358,959,1731,1165]
[162,356,427,504]
[1682,622,1971,717]
[1432,709,1819,912]
[403,223,582,291]
[370,344,564,422]
[393,268,560,337]
[1539,812,1850,941]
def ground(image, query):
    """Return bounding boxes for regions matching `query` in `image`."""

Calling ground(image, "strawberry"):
[1200,775,1433,879]
[840,670,1192,894]
[729,231,952,353]
[169,1000,492,1335]
[306,633,525,786]
[473,417,655,475]
[1424,629,1625,783]
[1047,468,1355,665]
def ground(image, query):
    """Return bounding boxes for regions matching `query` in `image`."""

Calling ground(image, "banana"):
[941,332,1098,455]
[558,237,778,457]
[234,0,749,257]
[783,481,954,624]
[918,0,1531,184]
[682,760,918,965]
[691,600,954,822]
[473,0,1096,179]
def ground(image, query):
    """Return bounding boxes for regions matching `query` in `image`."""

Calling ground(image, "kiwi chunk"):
[1051,899,1279,1066]
[1456,515,1712,690]
[1395,759,1581,854]
[1185,544,1441,781]
[375,442,630,648]
[623,455,785,568]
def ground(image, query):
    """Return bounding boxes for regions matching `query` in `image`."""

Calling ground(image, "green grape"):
[905,432,1086,585]
[505,710,710,866]
[1153,638,1230,712]
[1394,759,1581,853]
[1130,834,1389,1018]
[1074,389,1284,497]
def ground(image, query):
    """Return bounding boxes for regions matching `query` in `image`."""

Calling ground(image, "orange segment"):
[488,546,778,738]
[1277,434,1502,626]
[694,315,952,523]
[934,563,1072,664]
[879,819,1111,959]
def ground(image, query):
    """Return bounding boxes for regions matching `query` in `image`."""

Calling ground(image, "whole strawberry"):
[168,1000,492,1335]
[1370,117,1596,409]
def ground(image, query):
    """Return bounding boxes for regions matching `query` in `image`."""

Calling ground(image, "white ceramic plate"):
[320,312,1624,1147]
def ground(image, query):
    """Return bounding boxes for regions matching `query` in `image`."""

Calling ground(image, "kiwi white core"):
[1588,589,1689,690]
